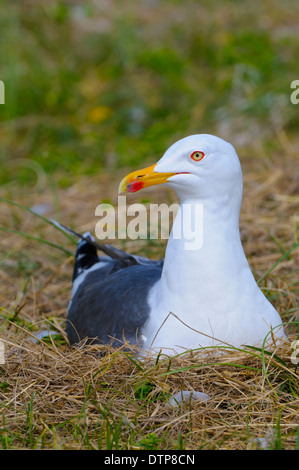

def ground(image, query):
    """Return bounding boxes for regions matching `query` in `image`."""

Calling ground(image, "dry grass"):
[1,332,298,450]
[0,133,298,450]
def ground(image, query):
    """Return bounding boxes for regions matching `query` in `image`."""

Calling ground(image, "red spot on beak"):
[126,181,145,193]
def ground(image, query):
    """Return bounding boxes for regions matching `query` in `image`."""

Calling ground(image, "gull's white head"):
[119,134,243,203]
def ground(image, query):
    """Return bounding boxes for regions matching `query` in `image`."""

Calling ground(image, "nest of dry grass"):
[1,330,298,450]
[0,133,298,449]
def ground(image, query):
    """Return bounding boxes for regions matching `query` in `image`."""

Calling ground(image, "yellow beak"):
[118,164,179,194]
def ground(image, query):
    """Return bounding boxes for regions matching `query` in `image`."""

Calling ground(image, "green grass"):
[1,0,299,188]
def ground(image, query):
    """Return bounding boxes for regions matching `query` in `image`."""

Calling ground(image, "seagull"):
[66,134,286,354]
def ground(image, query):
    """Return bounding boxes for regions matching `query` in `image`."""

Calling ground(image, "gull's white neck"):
[144,193,283,351]
[161,195,247,295]
[163,198,247,280]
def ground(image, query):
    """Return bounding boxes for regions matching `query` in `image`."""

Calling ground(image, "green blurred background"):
[0,0,298,189]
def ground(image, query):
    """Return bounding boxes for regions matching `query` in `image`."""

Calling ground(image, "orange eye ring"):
[190,151,205,161]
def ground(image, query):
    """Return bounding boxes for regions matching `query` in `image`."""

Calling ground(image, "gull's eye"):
[190,151,205,162]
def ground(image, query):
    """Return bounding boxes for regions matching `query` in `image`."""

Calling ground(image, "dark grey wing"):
[66,264,162,346]
[66,230,163,346]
